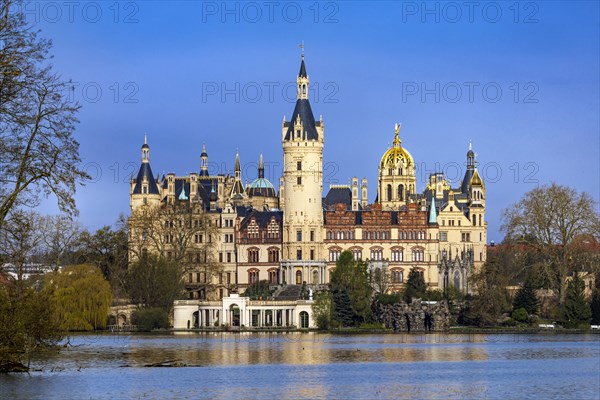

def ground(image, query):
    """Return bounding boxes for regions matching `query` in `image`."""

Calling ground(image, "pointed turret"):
[178,184,188,201]
[231,151,245,199]
[299,55,307,78]
[132,135,159,195]
[461,142,476,194]
[429,194,438,224]
[283,48,322,142]
[234,151,241,177]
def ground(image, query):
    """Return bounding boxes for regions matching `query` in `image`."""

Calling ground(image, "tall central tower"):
[280,51,326,286]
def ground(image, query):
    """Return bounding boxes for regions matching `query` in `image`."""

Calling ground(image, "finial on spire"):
[299,41,305,59]
[144,133,147,145]
[202,143,206,153]
[393,123,402,147]
[469,140,472,151]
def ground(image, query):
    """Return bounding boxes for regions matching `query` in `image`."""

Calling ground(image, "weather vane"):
[299,41,304,58]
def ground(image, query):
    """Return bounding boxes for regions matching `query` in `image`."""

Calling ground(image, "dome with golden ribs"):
[380,123,414,169]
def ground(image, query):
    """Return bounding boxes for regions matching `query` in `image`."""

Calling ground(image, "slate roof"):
[299,58,307,78]
[239,209,283,230]
[461,167,474,194]
[132,163,159,195]
[322,187,352,209]
[160,177,220,210]
[283,99,320,141]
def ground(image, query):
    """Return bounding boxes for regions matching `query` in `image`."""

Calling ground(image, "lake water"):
[1,332,599,399]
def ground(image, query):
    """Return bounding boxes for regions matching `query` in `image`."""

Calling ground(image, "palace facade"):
[129,54,487,304]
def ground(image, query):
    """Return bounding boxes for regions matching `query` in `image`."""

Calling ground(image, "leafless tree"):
[0,209,42,286]
[0,0,89,229]
[39,214,82,270]
[502,183,599,304]
[128,201,223,299]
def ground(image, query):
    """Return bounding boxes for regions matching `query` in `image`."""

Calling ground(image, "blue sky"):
[30,1,599,242]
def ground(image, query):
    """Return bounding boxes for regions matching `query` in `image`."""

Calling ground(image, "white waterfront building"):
[173,294,315,329]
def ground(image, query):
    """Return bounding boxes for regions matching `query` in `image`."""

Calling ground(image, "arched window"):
[329,248,341,262]
[248,248,259,263]
[248,269,259,284]
[391,269,403,283]
[296,270,303,285]
[454,270,461,289]
[391,248,403,262]
[411,248,424,262]
[387,184,392,201]
[268,269,278,284]
[370,248,383,261]
[268,248,279,263]
[398,184,404,201]
[300,311,309,328]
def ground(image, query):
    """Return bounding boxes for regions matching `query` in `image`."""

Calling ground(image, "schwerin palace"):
[128,54,487,329]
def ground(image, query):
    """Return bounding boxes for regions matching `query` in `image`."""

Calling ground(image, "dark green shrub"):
[511,307,528,323]
[132,307,169,331]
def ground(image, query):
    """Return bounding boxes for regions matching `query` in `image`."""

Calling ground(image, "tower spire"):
[258,153,264,179]
[141,134,150,163]
[429,194,438,224]
[298,42,307,79]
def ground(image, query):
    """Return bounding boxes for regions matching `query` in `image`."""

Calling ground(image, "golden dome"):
[380,124,414,168]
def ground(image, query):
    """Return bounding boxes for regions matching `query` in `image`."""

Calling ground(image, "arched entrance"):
[230,304,240,327]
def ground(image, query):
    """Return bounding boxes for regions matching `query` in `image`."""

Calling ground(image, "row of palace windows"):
[326,231,354,240]
[184,252,237,264]
[438,231,483,242]
[188,271,232,285]
[296,230,316,242]
[247,267,411,286]
[247,248,280,263]
[164,218,223,230]
[328,248,425,262]
[325,231,426,241]
[248,269,279,285]
[387,168,404,176]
